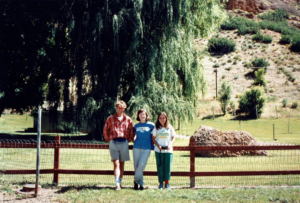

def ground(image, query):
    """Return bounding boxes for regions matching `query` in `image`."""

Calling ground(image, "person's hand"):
[105,138,110,142]
[167,145,171,150]
[158,145,162,150]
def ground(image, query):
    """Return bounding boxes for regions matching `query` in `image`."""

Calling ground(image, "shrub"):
[258,9,290,22]
[213,63,221,67]
[225,66,232,71]
[253,32,263,41]
[291,35,300,52]
[282,99,288,107]
[234,75,239,79]
[238,87,266,118]
[262,35,273,43]
[252,58,269,68]
[208,37,236,53]
[280,35,292,44]
[291,101,298,109]
[219,82,232,115]
[254,68,266,86]
[238,25,259,35]
[230,101,235,110]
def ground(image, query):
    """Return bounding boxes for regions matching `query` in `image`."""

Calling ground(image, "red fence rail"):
[1,136,300,187]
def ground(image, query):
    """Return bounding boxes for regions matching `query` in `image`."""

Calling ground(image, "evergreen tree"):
[0,0,227,139]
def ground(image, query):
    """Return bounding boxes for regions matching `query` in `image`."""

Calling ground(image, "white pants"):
[133,148,151,186]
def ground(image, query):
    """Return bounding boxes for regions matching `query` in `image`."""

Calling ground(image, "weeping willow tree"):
[0,0,227,139]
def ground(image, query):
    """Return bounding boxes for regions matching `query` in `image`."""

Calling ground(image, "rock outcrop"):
[192,125,269,157]
[226,0,269,14]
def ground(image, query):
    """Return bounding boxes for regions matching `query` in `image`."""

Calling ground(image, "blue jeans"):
[133,148,151,186]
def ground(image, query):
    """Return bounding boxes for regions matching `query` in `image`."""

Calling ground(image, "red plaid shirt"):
[103,113,134,142]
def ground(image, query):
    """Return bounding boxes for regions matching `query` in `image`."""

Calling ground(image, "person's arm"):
[167,127,176,150]
[152,135,162,151]
[127,119,134,142]
[103,118,111,142]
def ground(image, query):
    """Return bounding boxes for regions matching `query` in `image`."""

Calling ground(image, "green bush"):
[208,37,236,53]
[291,35,300,52]
[282,99,288,107]
[254,68,266,86]
[238,25,259,35]
[238,87,266,118]
[258,9,290,22]
[252,58,269,68]
[213,63,221,67]
[262,35,273,43]
[230,101,235,110]
[280,35,292,44]
[291,101,298,109]
[253,32,263,41]
[219,82,232,115]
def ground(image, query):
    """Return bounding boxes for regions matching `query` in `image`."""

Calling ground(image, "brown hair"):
[155,112,169,129]
[136,109,150,121]
[115,100,127,109]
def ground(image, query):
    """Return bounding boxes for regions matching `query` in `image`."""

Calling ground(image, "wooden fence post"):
[189,137,195,188]
[54,136,61,185]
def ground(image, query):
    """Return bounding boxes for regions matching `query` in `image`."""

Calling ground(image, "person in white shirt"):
[152,112,175,189]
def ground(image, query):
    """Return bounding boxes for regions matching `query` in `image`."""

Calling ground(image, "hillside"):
[195,8,300,118]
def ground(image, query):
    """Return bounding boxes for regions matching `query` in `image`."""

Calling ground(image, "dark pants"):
[155,152,173,183]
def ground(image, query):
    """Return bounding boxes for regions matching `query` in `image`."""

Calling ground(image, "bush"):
[262,35,273,43]
[253,32,263,41]
[258,9,290,22]
[254,68,266,86]
[230,101,235,110]
[238,87,266,118]
[252,58,269,68]
[219,82,232,115]
[208,37,236,53]
[213,63,221,67]
[291,35,300,52]
[238,25,259,35]
[291,101,298,109]
[280,35,292,44]
[282,99,288,107]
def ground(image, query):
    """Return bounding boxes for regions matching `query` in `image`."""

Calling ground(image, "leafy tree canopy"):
[0,0,227,138]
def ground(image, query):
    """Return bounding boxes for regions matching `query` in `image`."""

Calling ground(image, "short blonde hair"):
[115,100,127,109]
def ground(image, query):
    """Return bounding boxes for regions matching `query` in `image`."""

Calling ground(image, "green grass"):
[0,114,33,132]
[175,117,300,144]
[1,114,300,188]
[55,186,300,203]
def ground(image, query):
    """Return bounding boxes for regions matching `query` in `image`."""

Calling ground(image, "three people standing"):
[103,100,175,190]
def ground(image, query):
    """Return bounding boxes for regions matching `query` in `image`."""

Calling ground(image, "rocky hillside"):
[196,4,300,118]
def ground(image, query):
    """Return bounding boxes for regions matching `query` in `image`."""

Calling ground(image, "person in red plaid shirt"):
[103,100,134,191]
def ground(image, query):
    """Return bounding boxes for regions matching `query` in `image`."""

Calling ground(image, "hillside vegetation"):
[195,9,300,118]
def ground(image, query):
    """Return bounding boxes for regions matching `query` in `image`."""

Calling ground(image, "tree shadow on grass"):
[201,114,224,120]
[231,114,258,121]
[0,133,106,143]
[56,185,116,194]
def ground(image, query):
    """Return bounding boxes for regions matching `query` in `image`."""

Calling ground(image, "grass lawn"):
[1,184,300,202]
[175,116,300,144]
[55,187,300,203]
[1,114,300,202]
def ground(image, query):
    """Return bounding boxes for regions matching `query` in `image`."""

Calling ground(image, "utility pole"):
[215,69,218,99]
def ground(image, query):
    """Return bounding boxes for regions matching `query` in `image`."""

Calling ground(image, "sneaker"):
[139,185,144,190]
[115,185,121,191]
[134,181,139,190]
[165,183,171,190]
[158,182,163,189]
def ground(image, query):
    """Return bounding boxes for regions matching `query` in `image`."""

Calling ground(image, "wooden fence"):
[1,136,300,187]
